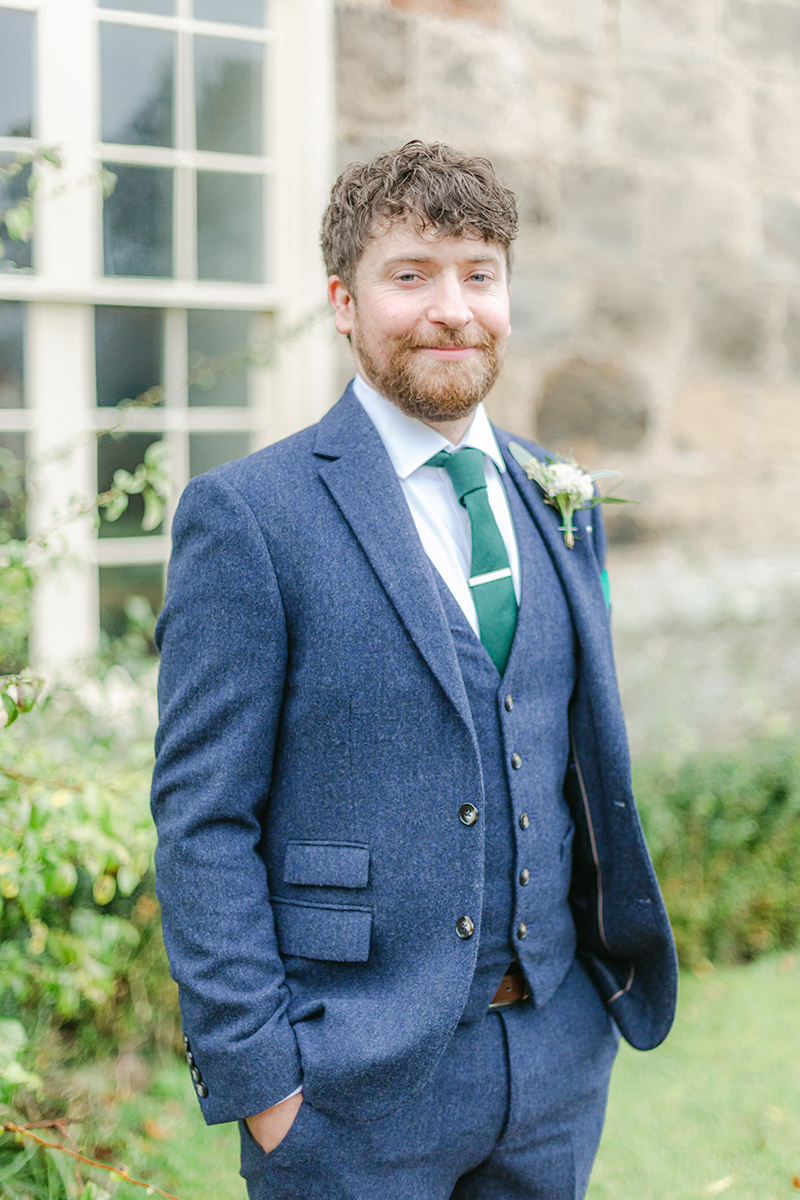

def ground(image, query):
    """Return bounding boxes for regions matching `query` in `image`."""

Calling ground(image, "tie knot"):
[425,447,486,506]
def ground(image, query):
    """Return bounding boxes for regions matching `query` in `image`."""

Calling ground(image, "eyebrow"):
[384,254,502,267]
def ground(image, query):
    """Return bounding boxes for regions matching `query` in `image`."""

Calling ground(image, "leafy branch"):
[2,1122,186,1200]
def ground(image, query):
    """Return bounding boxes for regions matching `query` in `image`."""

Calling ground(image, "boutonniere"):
[508,442,633,549]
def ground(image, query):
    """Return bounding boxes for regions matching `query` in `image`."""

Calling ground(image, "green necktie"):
[426,447,518,674]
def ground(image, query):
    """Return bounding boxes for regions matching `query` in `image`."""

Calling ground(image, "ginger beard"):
[352,321,504,423]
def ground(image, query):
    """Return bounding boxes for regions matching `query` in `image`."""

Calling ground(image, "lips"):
[416,346,479,361]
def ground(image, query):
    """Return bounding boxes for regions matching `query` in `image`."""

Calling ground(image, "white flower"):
[544,462,594,504]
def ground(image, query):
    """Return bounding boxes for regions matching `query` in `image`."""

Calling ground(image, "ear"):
[328,276,355,336]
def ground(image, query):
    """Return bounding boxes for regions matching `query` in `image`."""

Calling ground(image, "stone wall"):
[333,0,800,752]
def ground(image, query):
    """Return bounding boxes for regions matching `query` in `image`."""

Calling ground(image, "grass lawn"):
[108,955,800,1200]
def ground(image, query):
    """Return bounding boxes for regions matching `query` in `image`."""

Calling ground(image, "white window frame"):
[0,0,334,668]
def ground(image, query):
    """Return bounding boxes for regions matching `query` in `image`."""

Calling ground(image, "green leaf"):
[1,690,19,727]
[3,201,33,243]
[508,440,535,469]
[141,488,163,532]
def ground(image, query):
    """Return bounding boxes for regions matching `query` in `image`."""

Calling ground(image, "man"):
[151,141,677,1199]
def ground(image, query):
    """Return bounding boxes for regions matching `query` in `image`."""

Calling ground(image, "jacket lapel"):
[314,388,475,739]
[496,429,617,684]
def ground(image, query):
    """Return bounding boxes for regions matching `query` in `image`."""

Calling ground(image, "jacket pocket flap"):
[272,898,372,962]
[283,841,369,889]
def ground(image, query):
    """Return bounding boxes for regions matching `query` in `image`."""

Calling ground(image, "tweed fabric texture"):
[151,384,677,1127]
[238,959,619,1200]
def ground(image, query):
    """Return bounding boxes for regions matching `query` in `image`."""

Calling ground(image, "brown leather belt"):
[488,962,530,1010]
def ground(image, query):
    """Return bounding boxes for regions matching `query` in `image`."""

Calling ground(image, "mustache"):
[395,330,495,352]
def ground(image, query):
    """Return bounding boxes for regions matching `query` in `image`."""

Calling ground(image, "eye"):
[469,272,490,284]
[397,271,420,283]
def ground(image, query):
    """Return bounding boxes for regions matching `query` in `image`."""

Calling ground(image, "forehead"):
[357,215,507,273]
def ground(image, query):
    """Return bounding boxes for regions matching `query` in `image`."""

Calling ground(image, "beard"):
[353,324,504,423]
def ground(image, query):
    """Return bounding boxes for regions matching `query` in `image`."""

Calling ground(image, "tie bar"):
[468,567,512,588]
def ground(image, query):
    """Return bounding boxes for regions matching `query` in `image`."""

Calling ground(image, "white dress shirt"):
[353,374,521,637]
[272,377,520,1109]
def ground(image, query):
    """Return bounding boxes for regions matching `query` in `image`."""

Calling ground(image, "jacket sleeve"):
[151,470,302,1125]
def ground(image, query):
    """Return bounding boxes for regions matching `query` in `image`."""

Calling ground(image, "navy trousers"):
[238,959,619,1200]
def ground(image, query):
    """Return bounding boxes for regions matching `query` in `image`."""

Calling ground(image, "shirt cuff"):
[277,1085,303,1104]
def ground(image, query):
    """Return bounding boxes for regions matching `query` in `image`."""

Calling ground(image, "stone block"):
[509,264,588,344]
[535,358,650,455]
[723,0,800,75]
[692,283,769,373]
[536,60,618,161]
[561,164,642,255]
[651,175,754,267]
[620,0,715,55]
[753,85,800,178]
[337,8,409,123]
[492,157,556,233]
[506,0,604,50]
[415,20,533,156]
[783,290,800,374]
[590,274,673,352]
[622,67,741,159]
[389,0,500,22]
[670,381,742,455]
[763,193,800,268]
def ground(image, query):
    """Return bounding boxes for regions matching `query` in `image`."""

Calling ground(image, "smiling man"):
[151,142,677,1200]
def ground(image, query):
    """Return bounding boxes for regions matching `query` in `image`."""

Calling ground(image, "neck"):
[419,411,478,446]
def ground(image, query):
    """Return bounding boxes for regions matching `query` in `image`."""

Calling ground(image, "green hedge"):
[635,737,800,967]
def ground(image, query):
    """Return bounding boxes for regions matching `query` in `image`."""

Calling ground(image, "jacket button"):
[504,694,513,712]
[511,752,522,770]
[456,915,475,939]
[195,1082,209,1098]
[190,1066,202,1084]
[519,812,529,830]
[517,922,528,939]
[458,803,479,826]
[519,868,530,885]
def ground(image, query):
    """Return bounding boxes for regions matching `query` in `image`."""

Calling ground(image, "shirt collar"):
[353,374,506,481]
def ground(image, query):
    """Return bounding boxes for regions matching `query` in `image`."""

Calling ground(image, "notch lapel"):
[497,431,616,682]
[315,391,475,740]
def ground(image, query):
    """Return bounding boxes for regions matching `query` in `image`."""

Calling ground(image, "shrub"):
[635,737,800,966]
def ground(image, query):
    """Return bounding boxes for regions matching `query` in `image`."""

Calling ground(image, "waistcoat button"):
[458,803,479,826]
[511,752,522,770]
[519,812,529,830]
[195,1082,209,1098]
[517,922,528,939]
[456,915,475,939]
[504,694,513,711]
[519,868,530,885]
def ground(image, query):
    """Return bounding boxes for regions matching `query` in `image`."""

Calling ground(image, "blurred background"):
[1,2,800,1198]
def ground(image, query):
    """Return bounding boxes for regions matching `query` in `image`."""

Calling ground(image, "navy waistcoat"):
[434,469,579,1021]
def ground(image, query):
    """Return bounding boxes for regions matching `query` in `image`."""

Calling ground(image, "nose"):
[426,273,472,330]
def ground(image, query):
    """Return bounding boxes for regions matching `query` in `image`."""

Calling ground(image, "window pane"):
[0,158,33,273]
[101,24,175,148]
[103,164,173,278]
[0,431,25,540]
[188,310,251,407]
[99,563,164,646]
[195,36,263,155]
[0,302,25,409]
[98,432,163,537]
[96,307,163,408]
[0,10,35,138]
[193,0,265,27]
[197,172,263,283]
[189,432,249,477]
[98,0,176,14]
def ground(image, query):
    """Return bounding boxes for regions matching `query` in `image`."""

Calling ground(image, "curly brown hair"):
[321,140,518,289]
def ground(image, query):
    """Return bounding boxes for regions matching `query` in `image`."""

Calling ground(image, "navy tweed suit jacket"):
[151,384,678,1126]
